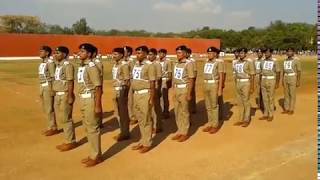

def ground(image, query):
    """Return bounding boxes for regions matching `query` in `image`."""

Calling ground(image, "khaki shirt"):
[112,60,130,87]
[254,58,263,74]
[261,58,281,76]
[187,58,197,76]
[159,58,172,79]
[53,59,74,92]
[234,59,255,79]
[203,59,224,80]
[131,59,156,91]
[283,57,301,74]
[76,59,102,94]
[173,59,195,85]
[94,58,104,80]
[216,58,226,73]
[126,57,136,79]
[39,58,55,84]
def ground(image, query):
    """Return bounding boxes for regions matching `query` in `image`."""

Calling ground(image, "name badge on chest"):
[284,61,293,70]
[204,62,215,74]
[174,67,184,80]
[54,67,62,80]
[235,63,244,73]
[39,63,46,75]
[77,67,85,83]
[255,61,261,70]
[112,67,118,80]
[132,66,142,80]
[263,61,274,70]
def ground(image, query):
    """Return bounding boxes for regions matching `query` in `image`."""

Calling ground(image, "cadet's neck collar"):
[178,58,187,63]
[239,58,246,62]
[82,59,92,66]
[57,59,66,65]
[207,58,216,62]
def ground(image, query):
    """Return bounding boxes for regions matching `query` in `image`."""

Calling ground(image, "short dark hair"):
[40,46,52,57]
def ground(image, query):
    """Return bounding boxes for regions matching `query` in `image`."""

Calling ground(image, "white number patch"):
[112,67,118,80]
[255,61,261,70]
[204,63,215,74]
[38,63,46,75]
[174,67,184,80]
[235,63,244,73]
[263,61,274,70]
[132,67,142,80]
[54,67,62,80]
[77,67,85,83]
[284,61,292,70]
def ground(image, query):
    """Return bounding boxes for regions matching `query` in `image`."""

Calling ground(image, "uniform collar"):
[177,58,187,63]
[42,57,49,63]
[56,59,67,65]
[83,59,93,65]
[207,58,216,62]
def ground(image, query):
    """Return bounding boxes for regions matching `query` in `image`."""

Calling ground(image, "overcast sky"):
[0,0,316,32]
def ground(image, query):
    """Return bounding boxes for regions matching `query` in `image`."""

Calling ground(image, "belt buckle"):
[41,82,49,87]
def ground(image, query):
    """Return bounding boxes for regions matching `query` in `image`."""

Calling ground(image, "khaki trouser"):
[79,94,101,159]
[261,79,276,117]
[255,75,263,110]
[133,92,153,147]
[283,75,297,111]
[152,87,162,130]
[236,81,251,122]
[128,85,136,121]
[174,87,190,135]
[112,88,130,137]
[204,82,219,128]
[54,92,76,143]
[40,84,57,130]
[160,79,171,115]
[189,78,197,113]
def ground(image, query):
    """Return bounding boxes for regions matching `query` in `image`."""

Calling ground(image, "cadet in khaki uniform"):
[216,54,226,120]
[124,46,138,125]
[77,43,103,167]
[111,47,130,141]
[202,47,224,134]
[158,48,172,119]
[186,48,197,114]
[172,45,195,142]
[39,46,59,136]
[233,48,255,127]
[259,48,280,121]
[232,49,240,105]
[254,48,264,111]
[282,47,301,115]
[148,48,163,133]
[53,46,77,151]
[92,46,104,128]
[131,46,155,153]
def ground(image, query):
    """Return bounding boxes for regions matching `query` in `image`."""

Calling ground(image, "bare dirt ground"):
[0,56,317,180]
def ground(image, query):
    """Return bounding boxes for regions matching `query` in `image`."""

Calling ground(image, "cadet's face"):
[176,50,186,60]
[39,50,48,59]
[257,52,263,59]
[54,51,65,61]
[159,52,166,59]
[287,50,294,57]
[79,49,90,60]
[112,52,123,61]
[207,52,215,59]
[148,52,156,61]
[234,52,239,58]
[136,51,146,61]
[239,51,246,59]
[265,51,272,58]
